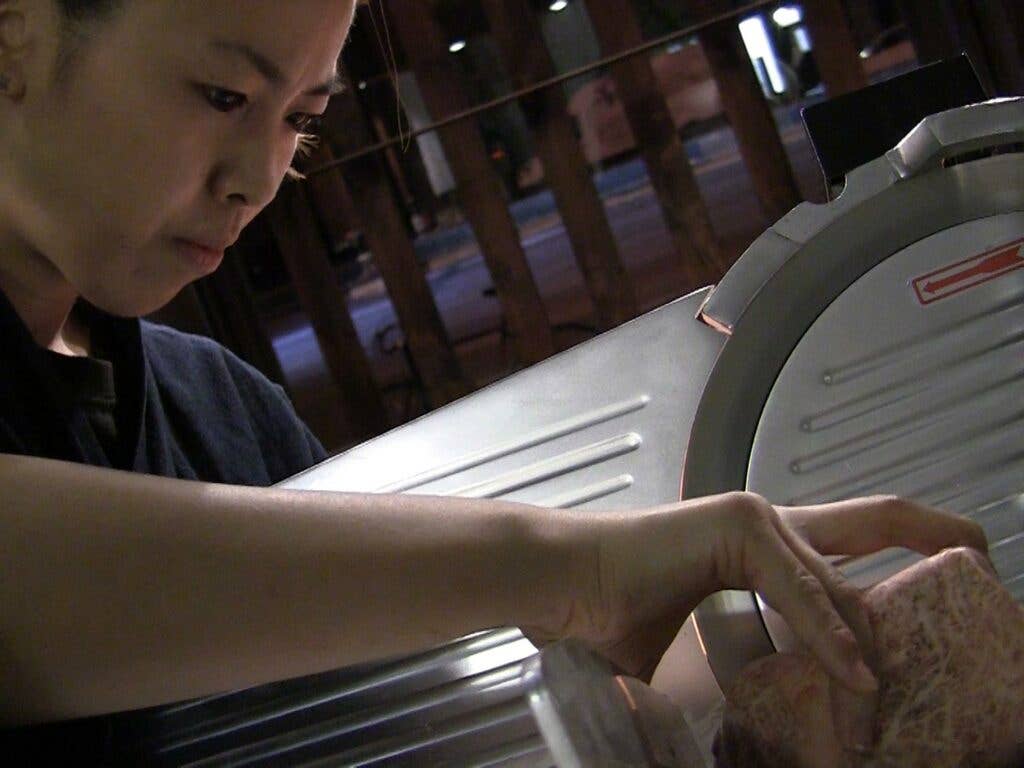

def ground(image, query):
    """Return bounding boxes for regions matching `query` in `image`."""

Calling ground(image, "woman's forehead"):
[130,0,353,77]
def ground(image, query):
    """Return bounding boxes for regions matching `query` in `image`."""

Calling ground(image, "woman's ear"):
[0,5,28,100]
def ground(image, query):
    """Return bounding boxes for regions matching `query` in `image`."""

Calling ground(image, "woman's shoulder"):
[137,319,327,479]
[138,320,272,388]
[137,319,295,423]
[138,319,236,357]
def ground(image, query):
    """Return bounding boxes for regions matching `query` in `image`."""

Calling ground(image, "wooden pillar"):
[697,10,801,221]
[801,0,868,95]
[896,0,960,65]
[583,0,723,287]
[365,104,441,230]
[387,0,556,366]
[150,258,289,391]
[148,284,213,339]
[964,0,1024,96]
[314,95,471,408]
[1005,1,1024,79]
[197,248,290,389]
[266,181,389,441]
[481,0,638,328]
[896,0,999,93]
[344,4,442,231]
[898,0,1024,96]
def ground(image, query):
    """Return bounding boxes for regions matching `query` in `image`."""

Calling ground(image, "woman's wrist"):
[509,504,608,643]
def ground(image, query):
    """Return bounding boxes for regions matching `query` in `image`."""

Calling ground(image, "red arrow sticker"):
[912,237,1024,305]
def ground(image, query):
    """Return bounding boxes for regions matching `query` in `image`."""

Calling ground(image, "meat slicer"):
[128,80,1024,765]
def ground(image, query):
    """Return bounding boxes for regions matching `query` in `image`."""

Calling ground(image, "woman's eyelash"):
[203,85,246,112]
[201,86,325,135]
[290,114,324,135]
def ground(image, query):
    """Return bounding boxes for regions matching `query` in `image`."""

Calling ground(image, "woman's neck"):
[0,251,90,356]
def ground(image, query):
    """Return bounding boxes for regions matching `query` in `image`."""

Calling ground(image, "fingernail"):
[850,658,878,692]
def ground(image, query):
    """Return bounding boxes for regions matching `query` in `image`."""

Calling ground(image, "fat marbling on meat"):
[713,547,1024,768]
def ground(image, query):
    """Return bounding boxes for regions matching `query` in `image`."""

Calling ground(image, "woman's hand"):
[533,493,989,691]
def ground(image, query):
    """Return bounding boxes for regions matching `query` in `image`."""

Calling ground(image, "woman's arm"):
[0,453,988,744]
[0,453,574,726]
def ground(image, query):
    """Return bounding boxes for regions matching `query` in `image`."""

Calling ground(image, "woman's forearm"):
[0,454,578,726]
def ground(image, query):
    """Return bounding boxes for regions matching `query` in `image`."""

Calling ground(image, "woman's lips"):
[174,238,225,274]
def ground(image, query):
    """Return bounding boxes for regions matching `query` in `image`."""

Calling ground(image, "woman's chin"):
[83,284,187,319]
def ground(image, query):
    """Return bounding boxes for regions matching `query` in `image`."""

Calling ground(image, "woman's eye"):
[200,85,324,135]
[203,85,247,112]
[289,113,324,135]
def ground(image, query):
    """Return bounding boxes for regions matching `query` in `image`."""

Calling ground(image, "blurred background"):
[150,0,1024,454]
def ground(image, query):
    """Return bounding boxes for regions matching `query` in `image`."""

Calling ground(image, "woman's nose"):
[210,131,294,212]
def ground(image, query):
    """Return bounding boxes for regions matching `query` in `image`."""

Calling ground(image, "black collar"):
[0,287,146,469]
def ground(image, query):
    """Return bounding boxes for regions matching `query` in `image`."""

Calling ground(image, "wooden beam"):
[344,12,443,232]
[313,97,471,408]
[583,0,723,288]
[386,0,556,366]
[896,0,998,94]
[697,11,801,221]
[965,0,1024,96]
[150,254,289,392]
[801,0,868,96]
[197,248,290,390]
[481,0,638,328]
[266,182,389,441]
[898,0,1024,96]
[148,284,213,339]
[896,0,960,66]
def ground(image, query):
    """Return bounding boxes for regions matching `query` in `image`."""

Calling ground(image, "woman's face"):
[0,0,354,316]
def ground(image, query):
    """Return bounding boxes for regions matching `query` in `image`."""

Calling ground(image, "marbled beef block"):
[866,547,1024,766]
[714,547,1024,768]
[713,653,842,768]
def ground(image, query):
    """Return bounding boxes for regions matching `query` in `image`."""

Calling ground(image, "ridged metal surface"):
[443,431,643,500]
[137,100,1024,768]
[372,395,650,496]
[691,100,1024,718]
[133,289,724,766]
[282,288,721,511]
[748,212,1024,605]
[142,630,548,767]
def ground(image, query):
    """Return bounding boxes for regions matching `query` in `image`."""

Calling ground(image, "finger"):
[777,496,989,558]
[737,516,877,695]
[770,517,879,752]
[771,516,874,651]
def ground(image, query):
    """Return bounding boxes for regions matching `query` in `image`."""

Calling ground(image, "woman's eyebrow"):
[209,39,345,96]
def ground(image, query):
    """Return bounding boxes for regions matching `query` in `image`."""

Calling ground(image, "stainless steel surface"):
[887,97,1024,179]
[524,640,700,768]
[283,287,722,508]
[524,641,650,768]
[698,98,1024,334]
[747,212,1024,651]
[144,289,723,766]
[140,98,1024,767]
[688,98,1024,694]
[147,629,544,767]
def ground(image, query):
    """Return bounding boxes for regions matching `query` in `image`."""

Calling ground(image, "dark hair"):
[52,0,126,85]
[54,0,123,19]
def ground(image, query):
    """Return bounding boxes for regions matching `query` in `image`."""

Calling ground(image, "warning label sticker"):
[912,237,1024,305]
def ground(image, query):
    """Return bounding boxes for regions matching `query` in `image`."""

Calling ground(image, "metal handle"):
[616,676,706,767]
[525,640,705,767]
[886,97,1024,180]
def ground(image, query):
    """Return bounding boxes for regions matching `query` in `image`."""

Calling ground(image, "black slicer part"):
[802,55,987,197]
